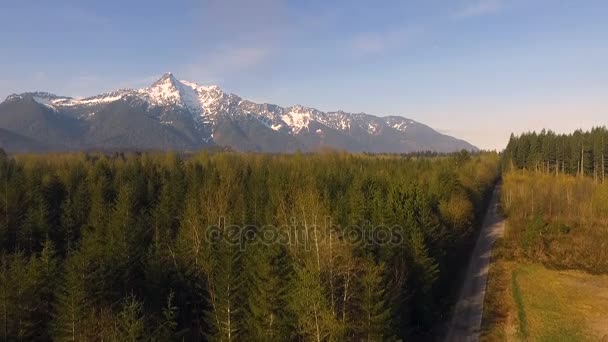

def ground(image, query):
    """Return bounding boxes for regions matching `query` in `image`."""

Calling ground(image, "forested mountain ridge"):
[0,73,478,153]
[0,150,499,340]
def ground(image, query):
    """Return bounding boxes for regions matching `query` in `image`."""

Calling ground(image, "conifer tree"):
[20,171,49,252]
[242,243,292,341]
[358,259,392,341]
[27,240,59,340]
[115,295,146,342]
[407,227,440,330]
[52,251,91,341]
[0,156,25,252]
[151,290,179,341]
[204,231,244,341]
[288,262,338,341]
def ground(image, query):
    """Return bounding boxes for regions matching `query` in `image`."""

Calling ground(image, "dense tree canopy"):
[0,150,498,341]
[504,127,608,180]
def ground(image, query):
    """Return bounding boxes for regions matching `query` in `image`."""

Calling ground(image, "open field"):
[482,168,608,341]
[482,256,608,341]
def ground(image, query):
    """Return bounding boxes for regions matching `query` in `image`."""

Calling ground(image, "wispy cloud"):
[113,75,159,90]
[182,0,288,83]
[62,73,102,98]
[349,27,422,56]
[6,2,109,26]
[57,5,108,25]
[32,71,47,83]
[453,0,506,19]
[184,45,274,84]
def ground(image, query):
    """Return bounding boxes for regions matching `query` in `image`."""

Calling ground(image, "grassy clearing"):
[482,259,608,341]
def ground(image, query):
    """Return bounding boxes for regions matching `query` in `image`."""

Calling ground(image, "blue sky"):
[1,0,607,149]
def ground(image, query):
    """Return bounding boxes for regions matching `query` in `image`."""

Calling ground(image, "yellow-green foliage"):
[502,170,608,273]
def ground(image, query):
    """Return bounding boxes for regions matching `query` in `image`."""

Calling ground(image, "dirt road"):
[445,185,505,342]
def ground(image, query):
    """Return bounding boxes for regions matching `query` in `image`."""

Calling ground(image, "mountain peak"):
[0,74,479,153]
[151,72,178,87]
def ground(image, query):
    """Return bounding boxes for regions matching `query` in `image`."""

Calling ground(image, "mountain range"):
[0,73,477,153]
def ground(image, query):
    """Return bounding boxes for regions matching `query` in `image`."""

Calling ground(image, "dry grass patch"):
[483,261,608,341]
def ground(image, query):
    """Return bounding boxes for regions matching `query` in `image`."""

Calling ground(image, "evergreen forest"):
[0,150,499,341]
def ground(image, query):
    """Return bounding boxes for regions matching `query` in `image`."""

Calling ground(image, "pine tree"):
[42,174,67,250]
[204,220,244,342]
[288,262,337,342]
[27,240,59,340]
[52,252,91,342]
[60,171,90,253]
[151,290,178,341]
[20,171,49,252]
[242,243,292,341]
[0,156,25,252]
[407,227,439,330]
[3,251,29,339]
[0,253,19,340]
[108,183,144,294]
[358,260,392,341]
[115,295,146,342]
[153,158,186,249]
[87,158,114,233]
[0,241,59,340]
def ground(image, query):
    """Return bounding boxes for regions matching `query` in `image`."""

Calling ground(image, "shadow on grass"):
[511,268,528,340]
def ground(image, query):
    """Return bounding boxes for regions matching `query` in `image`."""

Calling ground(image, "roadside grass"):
[480,239,518,341]
[482,258,608,341]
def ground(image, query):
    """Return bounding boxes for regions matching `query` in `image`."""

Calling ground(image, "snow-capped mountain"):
[0,73,477,153]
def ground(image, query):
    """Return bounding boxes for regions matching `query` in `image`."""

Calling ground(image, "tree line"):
[0,150,499,341]
[504,127,608,180]
[502,127,608,274]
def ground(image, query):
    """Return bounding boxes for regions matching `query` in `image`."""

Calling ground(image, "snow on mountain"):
[0,73,479,153]
[143,73,184,107]
[11,73,406,137]
[281,105,313,134]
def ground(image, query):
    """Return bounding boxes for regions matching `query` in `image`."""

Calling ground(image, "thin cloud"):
[349,27,422,56]
[58,5,108,25]
[184,45,274,84]
[32,71,47,83]
[116,75,160,90]
[11,3,109,26]
[183,0,288,83]
[61,73,103,97]
[453,0,505,19]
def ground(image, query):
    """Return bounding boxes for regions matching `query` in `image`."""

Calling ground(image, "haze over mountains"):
[0,73,477,153]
